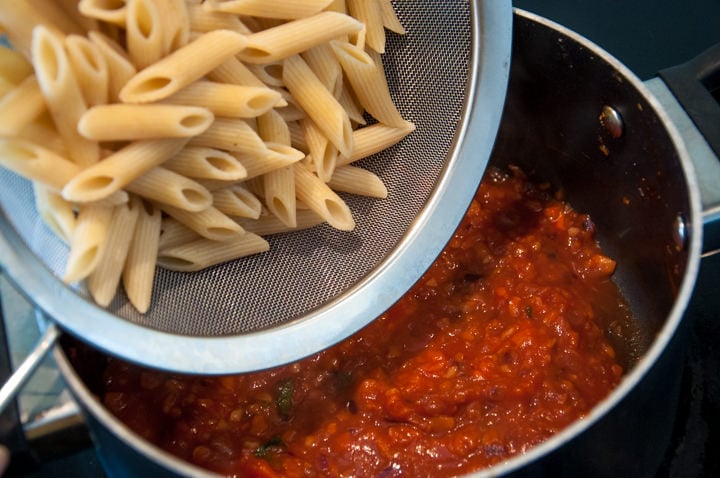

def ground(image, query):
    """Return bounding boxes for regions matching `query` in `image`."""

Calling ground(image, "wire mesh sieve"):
[0,1,512,374]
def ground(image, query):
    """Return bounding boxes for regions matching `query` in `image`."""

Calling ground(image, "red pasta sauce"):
[95,167,631,477]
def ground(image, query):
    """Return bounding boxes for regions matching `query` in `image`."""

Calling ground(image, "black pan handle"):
[659,43,720,160]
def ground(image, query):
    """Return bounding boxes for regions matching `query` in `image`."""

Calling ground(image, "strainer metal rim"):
[0,0,513,374]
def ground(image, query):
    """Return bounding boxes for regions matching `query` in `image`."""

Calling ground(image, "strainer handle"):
[0,321,60,414]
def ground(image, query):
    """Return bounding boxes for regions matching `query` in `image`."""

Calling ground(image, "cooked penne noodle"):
[336,81,366,126]
[125,0,165,69]
[0,2,57,59]
[26,0,86,35]
[331,41,406,128]
[122,197,162,313]
[325,0,348,14]
[0,45,34,84]
[0,138,79,190]
[238,208,324,236]
[17,120,67,156]
[120,29,248,103]
[188,117,267,154]
[33,183,76,244]
[0,75,46,137]
[162,81,281,118]
[302,43,343,97]
[163,204,245,241]
[237,143,305,179]
[283,54,353,158]
[163,147,247,181]
[127,166,212,211]
[338,121,415,165]
[158,232,269,272]
[238,11,362,64]
[159,0,190,51]
[378,0,405,34]
[65,34,109,106]
[159,217,201,250]
[293,162,354,231]
[62,138,188,202]
[88,31,137,102]
[257,109,291,145]
[347,0,385,53]
[327,165,387,198]
[246,62,284,87]
[87,200,140,306]
[188,3,252,34]
[287,120,308,152]
[212,184,262,219]
[78,0,128,27]
[209,56,265,87]
[205,0,332,19]
[79,104,214,141]
[32,26,99,166]
[302,118,338,182]
[263,165,296,227]
[64,202,113,283]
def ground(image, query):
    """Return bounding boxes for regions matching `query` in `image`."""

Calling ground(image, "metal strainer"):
[0,1,512,374]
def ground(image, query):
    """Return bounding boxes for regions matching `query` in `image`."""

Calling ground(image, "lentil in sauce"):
[97,168,630,477]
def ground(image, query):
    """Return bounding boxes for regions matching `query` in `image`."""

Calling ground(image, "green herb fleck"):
[276,378,294,420]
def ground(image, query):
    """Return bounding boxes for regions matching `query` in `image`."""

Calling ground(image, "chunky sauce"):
[97,168,629,477]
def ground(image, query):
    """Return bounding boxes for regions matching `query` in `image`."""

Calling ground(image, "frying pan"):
[13,6,718,478]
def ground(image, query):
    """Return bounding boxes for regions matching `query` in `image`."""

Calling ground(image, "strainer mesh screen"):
[0,2,472,337]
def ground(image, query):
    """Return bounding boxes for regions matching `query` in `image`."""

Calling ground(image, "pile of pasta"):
[0,0,415,313]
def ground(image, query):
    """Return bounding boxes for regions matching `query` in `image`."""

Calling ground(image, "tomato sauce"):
[96,168,629,477]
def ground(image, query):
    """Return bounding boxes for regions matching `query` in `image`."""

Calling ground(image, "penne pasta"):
[62,138,188,202]
[78,0,128,27]
[0,138,80,191]
[238,12,362,64]
[236,142,305,179]
[283,54,353,158]
[78,104,214,141]
[205,0,333,20]
[64,202,113,283]
[163,147,248,181]
[327,165,387,198]
[293,162,354,231]
[87,200,140,306]
[212,185,262,219]
[0,75,47,137]
[257,109,291,145]
[338,121,415,165]
[125,0,165,69]
[32,26,100,167]
[302,43,343,97]
[158,232,269,272]
[120,29,248,103]
[0,45,34,84]
[209,56,266,87]
[378,0,405,34]
[65,34,110,107]
[263,166,296,227]
[16,120,67,156]
[162,81,281,118]
[122,197,162,313]
[347,0,385,53]
[188,117,266,154]
[162,204,245,241]
[126,166,212,212]
[33,183,76,244]
[188,3,252,34]
[302,118,338,182]
[159,217,201,250]
[238,208,324,236]
[159,0,190,51]
[88,31,137,102]
[331,41,406,128]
